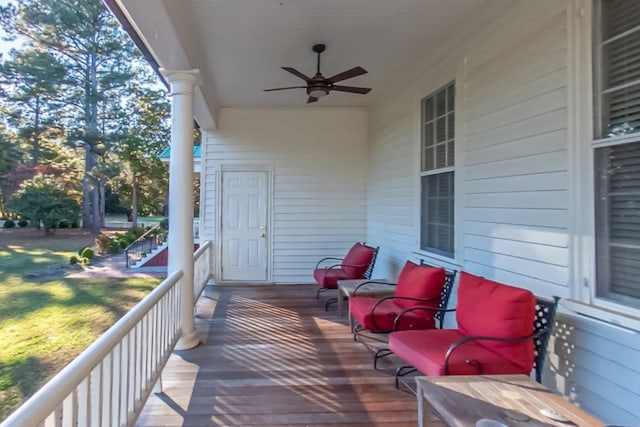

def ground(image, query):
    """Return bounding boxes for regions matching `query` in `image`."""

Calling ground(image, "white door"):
[220,170,269,281]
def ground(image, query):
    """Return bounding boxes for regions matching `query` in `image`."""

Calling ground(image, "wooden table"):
[337,279,394,329]
[415,375,605,427]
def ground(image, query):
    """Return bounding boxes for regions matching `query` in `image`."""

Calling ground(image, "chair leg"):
[395,366,417,389]
[316,287,329,299]
[373,348,393,370]
[325,297,338,311]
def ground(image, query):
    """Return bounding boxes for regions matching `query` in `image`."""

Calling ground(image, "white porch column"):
[163,69,200,350]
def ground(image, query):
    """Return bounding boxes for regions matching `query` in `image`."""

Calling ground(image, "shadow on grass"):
[0,356,51,420]
[0,279,157,324]
[0,245,72,277]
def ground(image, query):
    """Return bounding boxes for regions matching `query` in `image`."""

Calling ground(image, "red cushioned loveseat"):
[389,271,558,387]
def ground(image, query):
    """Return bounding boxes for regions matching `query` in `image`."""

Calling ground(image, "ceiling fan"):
[264,43,371,104]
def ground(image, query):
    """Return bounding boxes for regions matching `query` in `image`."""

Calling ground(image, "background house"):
[108,0,640,425]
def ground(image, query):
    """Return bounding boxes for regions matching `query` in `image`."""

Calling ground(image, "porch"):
[136,284,417,427]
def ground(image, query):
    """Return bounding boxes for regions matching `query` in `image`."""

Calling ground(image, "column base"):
[175,330,200,350]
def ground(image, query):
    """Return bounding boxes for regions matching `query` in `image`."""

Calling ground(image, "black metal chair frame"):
[315,243,379,311]
[351,268,457,368]
[393,295,560,388]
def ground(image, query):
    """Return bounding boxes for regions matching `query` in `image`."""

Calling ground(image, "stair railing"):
[124,223,168,268]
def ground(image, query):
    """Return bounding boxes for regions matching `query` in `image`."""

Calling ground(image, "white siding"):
[202,107,368,283]
[365,0,640,425]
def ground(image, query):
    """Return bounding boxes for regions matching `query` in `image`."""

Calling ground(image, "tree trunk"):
[99,181,105,228]
[83,45,101,231]
[82,150,97,229]
[32,96,40,164]
[131,175,138,229]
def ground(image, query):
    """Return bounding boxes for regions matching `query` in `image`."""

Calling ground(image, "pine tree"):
[1,0,138,232]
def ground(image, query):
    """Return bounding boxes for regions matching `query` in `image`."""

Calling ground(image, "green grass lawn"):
[0,228,161,420]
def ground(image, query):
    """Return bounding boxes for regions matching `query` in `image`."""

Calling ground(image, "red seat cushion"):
[394,261,446,310]
[313,268,350,288]
[456,272,536,372]
[389,329,529,376]
[350,297,436,332]
[341,243,376,277]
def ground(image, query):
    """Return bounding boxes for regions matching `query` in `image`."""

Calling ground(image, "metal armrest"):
[392,305,456,331]
[315,257,344,269]
[444,331,541,375]
[368,296,436,331]
[352,280,396,296]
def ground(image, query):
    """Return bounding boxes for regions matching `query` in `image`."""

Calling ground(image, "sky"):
[0,0,20,57]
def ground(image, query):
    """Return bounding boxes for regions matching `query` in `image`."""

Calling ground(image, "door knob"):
[260,225,266,230]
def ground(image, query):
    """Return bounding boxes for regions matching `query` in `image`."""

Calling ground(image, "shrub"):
[17,220,28,227]
[80,247,95,260]
[69,255,79,265]
[58,220,69,229]
[95,233,121,254]
[8,176,80,235]
[70,221,79,228]
[118,238,129,249]
[3,220,15,228]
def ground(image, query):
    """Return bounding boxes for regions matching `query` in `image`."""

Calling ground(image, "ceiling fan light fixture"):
[308,87,329,98]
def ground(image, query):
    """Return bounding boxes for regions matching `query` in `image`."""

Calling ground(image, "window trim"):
[565,0,640,329]
[414,75,463,265]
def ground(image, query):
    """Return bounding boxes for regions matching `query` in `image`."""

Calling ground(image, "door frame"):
[215,164,274,283]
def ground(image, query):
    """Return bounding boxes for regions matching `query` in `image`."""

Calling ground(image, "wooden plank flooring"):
[136,284,418,426]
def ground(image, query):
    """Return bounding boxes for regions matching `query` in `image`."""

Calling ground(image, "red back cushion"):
[342,243,375,278]
[394,261,446,310]
[456,271,536,371]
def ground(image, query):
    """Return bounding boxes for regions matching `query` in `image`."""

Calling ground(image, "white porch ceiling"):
[117,0,490,121]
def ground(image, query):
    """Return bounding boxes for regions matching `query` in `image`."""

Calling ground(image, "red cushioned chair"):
[313,242,379,310]
[348,261,456,368]
[388,271,559,388]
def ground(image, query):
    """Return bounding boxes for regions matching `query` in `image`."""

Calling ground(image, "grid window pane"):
[424,122,434,147]
[436,117,446,142]
[421,81,455,258]
[421,172,454,256]
[423,147,434,172]
[436,89,446,116]
[594,140,640,307]
[594,1,640,306]
[424,97,434,122]
[447,84,455,113]
[447,114,455,140]
[436,144,447,169]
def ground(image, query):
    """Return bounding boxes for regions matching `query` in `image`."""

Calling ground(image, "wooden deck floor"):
[136,284,418,427]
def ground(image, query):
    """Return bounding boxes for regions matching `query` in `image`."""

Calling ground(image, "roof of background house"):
[159,146,201,160]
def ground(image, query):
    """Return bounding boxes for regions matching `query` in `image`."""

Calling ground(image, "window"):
[593,0,640,308]
[420,82,455,257]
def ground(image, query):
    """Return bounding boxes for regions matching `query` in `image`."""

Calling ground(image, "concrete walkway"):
[66,254,166,279]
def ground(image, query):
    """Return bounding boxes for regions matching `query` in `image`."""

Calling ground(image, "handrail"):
[1,270,184,427]
[124,224,167,268]
[123,223,161,253]
[193,241,212,301]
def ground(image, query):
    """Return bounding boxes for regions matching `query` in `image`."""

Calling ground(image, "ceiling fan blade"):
[282,67,311,82]
[332,85,371,94]
[328,66,367,84]
[307,96,318,104]
[263,86,308,92]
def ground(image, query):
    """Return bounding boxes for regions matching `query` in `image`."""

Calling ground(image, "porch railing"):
[193,240,212,299]
[1,241,214,427]
[124,224,167,268]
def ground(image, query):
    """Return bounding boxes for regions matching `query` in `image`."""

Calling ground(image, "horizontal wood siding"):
[202,108,368,283]
[462,2,570,297]
[365,1,640,425]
